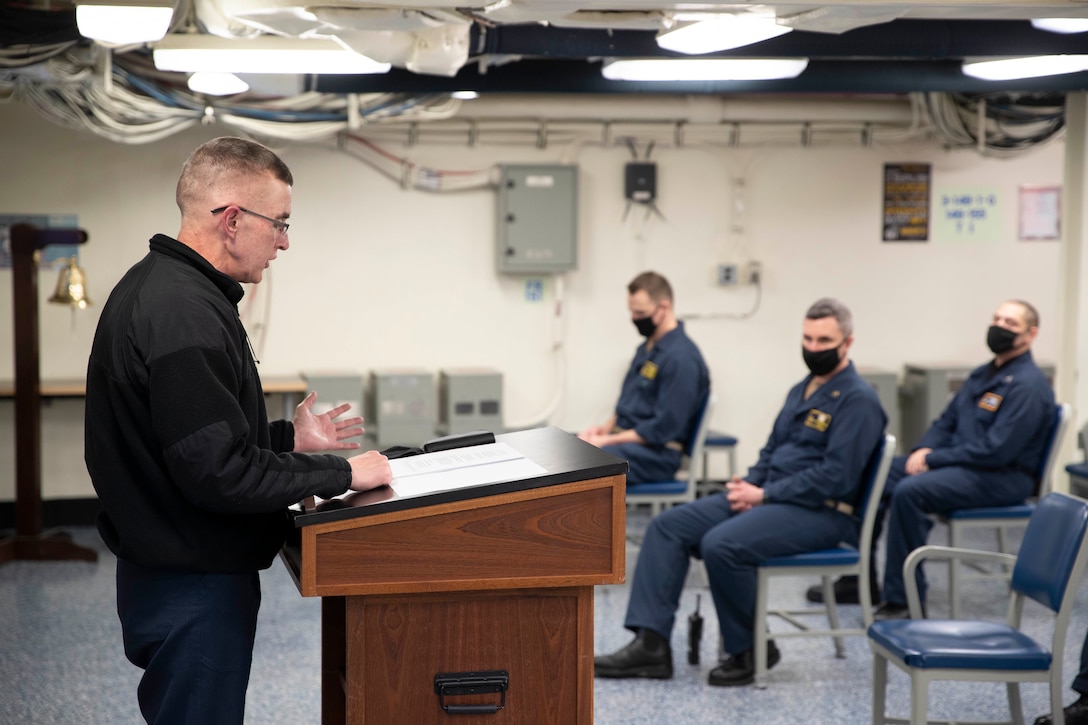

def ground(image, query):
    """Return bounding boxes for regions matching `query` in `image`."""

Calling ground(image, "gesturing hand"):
[293,391,364,453]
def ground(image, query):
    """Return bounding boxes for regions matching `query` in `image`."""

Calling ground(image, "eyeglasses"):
[211,206,289,236]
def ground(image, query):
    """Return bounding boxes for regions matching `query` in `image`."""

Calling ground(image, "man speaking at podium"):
[85,137,392,725]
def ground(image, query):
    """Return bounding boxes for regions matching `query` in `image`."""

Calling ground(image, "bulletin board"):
[1018,185,1061,241]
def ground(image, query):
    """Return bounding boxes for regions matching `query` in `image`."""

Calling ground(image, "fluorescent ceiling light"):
[76,2,173,45]
[657,15,791,55]
[962,55,1088,81]
[1031,18,1088,34]
[603,58,808,82]
[153,35,391,75]
[187,71,250,96]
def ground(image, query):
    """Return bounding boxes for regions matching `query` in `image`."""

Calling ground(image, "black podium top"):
[290,426,628,528]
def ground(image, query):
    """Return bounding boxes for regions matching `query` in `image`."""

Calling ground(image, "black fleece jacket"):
[85,235,351,572]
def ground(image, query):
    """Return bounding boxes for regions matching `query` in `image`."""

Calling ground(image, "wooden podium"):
[281,427,628,724]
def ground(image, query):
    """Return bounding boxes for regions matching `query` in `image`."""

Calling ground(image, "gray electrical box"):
[300,371,365,456]
[858,367,902,454]
[367,369,437,449]
[438,368,503,436]
[898,361,1055,450]
[898,362,979,451]
[497,164,578,274]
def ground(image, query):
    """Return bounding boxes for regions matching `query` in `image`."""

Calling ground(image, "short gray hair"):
[176,136,293,214]
[805,298,853,338]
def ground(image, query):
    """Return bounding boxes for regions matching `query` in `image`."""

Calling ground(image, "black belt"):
[824,499,854,516]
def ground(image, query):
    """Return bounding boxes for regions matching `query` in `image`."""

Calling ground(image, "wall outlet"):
[747,261,762,284]
[717,263,739,286]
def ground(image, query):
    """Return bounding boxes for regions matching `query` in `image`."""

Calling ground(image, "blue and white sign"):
[934,188,1001,242]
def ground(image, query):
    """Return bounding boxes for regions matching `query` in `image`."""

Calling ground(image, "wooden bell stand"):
[0,223,97,564]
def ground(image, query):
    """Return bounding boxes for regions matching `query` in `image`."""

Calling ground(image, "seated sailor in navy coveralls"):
[871,299,1054,620]
[594,298,886,687]
[578,271,710,484]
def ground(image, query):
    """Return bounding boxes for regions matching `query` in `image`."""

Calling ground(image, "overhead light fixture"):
[603,58,808,82]
[962,55,1088,81]
[656,15,792,55]
[76,0,173,45]
[451,90,479,100]
[1031,18,1088,34]
[187,71,250,96]
[153,35,391,75]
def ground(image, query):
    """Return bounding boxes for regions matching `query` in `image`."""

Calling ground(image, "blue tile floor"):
[2,512,1086,724]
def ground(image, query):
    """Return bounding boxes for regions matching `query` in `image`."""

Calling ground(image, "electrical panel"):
[625,162,657,203]
[438,368,503,436]
[367,368,437,449]
[858,367,901,453]
[497,164,578,274]
[898,363,977,451]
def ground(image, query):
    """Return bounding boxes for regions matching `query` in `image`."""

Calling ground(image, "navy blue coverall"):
[881,350,1054,607]
[603,321,710,484]
[623,362,886,655]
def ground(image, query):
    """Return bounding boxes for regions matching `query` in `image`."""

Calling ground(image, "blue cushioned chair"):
[752,433,896,688]
[938,402,1070,619]
[869,491,1088,725]
[695,430,738,497]
[626,394,715,516]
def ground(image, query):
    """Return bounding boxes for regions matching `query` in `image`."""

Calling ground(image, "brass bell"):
[48,256,92,309]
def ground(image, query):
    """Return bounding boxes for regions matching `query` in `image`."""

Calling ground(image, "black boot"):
[1034,694,1088,725]
[594,628,673,679]
[805,574,880,605]
[707,640,781,687]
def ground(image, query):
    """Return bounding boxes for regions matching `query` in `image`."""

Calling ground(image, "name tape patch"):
[805,409,832,432]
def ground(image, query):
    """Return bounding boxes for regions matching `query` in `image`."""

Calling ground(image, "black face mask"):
[803,345,842,376]
[633,310,658,338]
[635,304,657,339]
[987,325,1018,354]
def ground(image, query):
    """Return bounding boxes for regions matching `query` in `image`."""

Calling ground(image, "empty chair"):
[695,430,738,497]
[869,491,1088,725]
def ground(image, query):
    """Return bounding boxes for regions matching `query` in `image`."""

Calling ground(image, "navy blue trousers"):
[880,455,1033,606]
[624,494,856,655]
[603,442,682,484]
[116,559,261,725]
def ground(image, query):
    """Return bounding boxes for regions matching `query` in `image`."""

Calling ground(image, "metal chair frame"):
[625,393,716,516]
[751,433,897,688]
[939,403,1071,619]
[870,491,1088,725]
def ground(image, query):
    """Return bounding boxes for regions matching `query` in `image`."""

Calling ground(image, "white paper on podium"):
[316,442,548,505]
[388,442,547,496]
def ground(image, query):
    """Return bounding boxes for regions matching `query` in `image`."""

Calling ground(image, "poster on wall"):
[1018,185,1061,241]
[882,163,930,242]
[933,189,1001,243]
[0,213,80,270]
